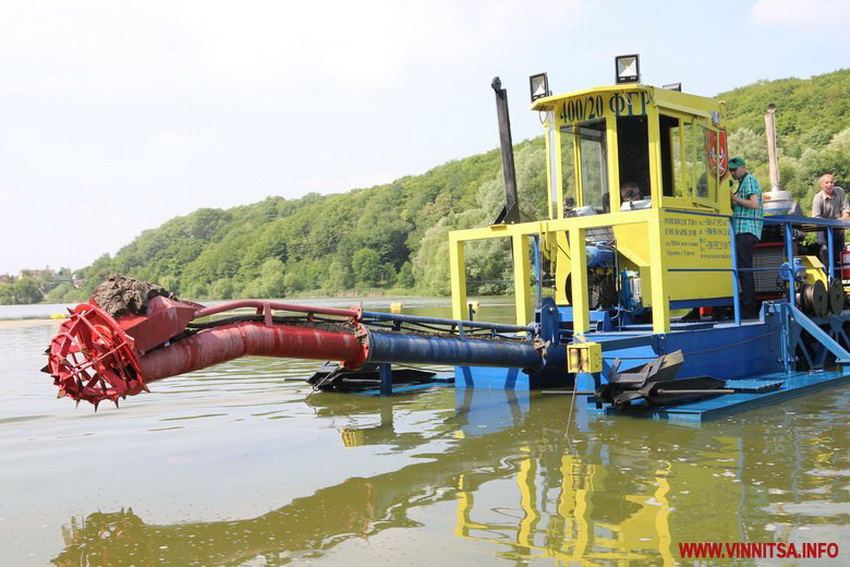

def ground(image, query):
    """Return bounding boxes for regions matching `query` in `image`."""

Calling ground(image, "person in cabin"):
[602,182,644,213]
[620,182,643,203]
[728,157,764,319]
[811,173,850,269]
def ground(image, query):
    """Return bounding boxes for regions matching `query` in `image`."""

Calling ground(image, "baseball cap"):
[728,157,746,169]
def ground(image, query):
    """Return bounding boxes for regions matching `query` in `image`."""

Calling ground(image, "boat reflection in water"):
[54,386,849,565]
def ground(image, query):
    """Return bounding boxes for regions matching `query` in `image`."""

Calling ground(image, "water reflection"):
[3,310,848,564]
[53,386,850,565]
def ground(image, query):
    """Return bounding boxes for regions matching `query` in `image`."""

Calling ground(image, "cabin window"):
[559,128,577,209]
[561,121,608,212]
[659,114,684,198]
[616,115,650,201]
[683,121,699,197]
[696,126,717,202]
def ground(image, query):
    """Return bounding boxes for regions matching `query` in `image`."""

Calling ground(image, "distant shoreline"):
[0,317,62,328]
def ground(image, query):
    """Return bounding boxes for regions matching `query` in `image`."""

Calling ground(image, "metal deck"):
[597,370,850,422]
[451,306,850,421]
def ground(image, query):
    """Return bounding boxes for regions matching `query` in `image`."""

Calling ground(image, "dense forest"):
[4,68,850,305]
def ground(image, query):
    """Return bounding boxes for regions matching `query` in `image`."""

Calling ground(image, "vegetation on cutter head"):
[3,68,850,305]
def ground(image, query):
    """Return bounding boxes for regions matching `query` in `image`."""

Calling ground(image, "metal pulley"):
[798,280,828,317]
[828,279,845,315]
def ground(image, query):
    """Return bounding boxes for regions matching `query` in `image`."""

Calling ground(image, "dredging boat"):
[45,55,850,421]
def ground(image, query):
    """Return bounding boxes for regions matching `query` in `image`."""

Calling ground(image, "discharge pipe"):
[46,294,546,407]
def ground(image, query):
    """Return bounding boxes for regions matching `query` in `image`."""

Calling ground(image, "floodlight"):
[529,73,550,102]
[615,54,640,84]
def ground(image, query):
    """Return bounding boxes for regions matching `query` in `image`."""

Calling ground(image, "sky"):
[1,0,848,275]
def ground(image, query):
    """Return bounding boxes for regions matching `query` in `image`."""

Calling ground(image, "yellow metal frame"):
[450,83,731,335]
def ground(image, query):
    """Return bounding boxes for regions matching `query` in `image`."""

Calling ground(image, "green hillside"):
[63,138,547,302]
[6,68,850,305]
[721,68,850,212]
[723,69,850,155]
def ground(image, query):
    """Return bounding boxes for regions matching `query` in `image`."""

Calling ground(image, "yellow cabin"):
[449,60,737,334]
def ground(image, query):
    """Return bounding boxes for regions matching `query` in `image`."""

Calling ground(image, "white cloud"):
[752,0,850,26]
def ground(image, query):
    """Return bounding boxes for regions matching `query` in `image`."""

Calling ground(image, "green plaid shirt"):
[733,173,763,238]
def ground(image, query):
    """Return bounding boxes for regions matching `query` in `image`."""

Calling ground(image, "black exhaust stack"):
[492,77,520,224]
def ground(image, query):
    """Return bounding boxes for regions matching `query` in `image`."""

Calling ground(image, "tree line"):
[3,68,850,305]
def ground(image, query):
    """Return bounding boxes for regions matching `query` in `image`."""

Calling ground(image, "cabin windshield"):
[561,121,608,212]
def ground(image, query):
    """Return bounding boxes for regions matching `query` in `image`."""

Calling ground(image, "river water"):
[2,298,849,565]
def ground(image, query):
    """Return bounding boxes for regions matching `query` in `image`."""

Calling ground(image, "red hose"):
[140,322,367,382]
[46,300,369,407]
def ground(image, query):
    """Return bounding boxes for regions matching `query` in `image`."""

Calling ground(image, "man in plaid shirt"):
[728,157,763,318]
